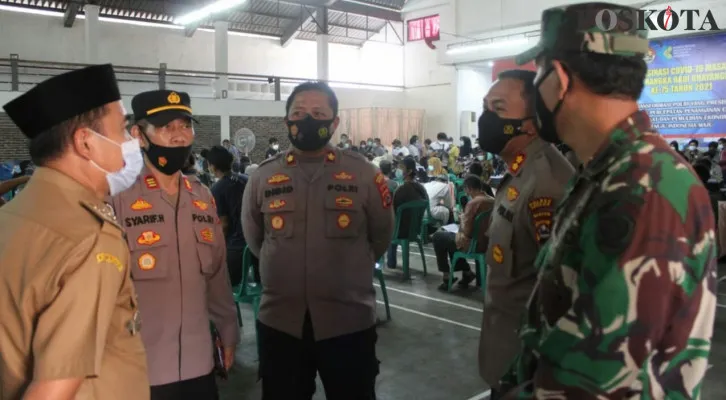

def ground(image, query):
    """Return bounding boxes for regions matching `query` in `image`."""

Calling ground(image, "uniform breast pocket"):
[262,196,295,239]
[193,224,223,276]
[324,194,362,239]
[127,229,170,281]
[486,216,515,277]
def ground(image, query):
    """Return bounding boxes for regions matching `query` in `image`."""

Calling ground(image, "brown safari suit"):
[0,167,149,400]
[242,146,394,340]
[478,138,574,388]
[110,168,239,386]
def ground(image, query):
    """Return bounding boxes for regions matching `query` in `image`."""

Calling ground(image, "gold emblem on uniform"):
[158,156,168,167]
[200,228,214,243]
[333,171,354,180]
[267,174,291,184]
[138,253,156,271]
[506,187,519,202]
[528,197,553,211]
[492,245,504,264]
[326,151,336,162]
[290,125,299,137]
[374,172,385,185]
[193,200,209,210]
[286,153,296,166]
[137,230,161,246]
[271,215,285,230]
[167,91,181,104]
[130,198,153,211]
[269,199,287,210]
[335,196,353,208]
[503,124,515,135]
[318,127,329,138]
[96,252,123,272]
[510,153,526,173]
[337,213,351,229]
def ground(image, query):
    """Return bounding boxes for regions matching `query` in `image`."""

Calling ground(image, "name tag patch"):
[192,213,215,224]
[265,186,294,198]
[137,230,161,246]
[327,184,358,193]
[125,214,165,227]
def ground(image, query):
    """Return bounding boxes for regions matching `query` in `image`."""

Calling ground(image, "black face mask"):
[477,110,530,155]
[286,115,335,152]
[141,131,192,175]
[534,67,570,143]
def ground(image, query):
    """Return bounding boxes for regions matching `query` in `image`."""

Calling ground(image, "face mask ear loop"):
[551,64,573,117]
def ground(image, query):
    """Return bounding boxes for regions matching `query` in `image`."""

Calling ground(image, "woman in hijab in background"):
[427,157,447,176]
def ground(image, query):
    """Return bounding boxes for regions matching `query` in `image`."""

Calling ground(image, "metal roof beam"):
[63,2,80,27]
[280,5,317,47]
[329,1,402,22]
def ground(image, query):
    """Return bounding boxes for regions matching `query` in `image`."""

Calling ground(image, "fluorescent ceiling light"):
[0,4,62,17]
[342,0,399,12]
[446,38,530,55]
[175,0,247,26]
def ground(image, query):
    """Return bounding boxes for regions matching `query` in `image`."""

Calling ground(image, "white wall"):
[456,67,490,138]
[0,8,404,86]
[402,2,459,139]
[446,0,726,64]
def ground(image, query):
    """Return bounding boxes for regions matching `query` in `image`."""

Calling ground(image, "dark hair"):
[708,141,718,149]
[401,157,417,178]
[688,139,699,146]
[498,69,536,111]
[392,139,401,146]
[374,138,381,143]
[468,162,484,177]
[424,139,432,146]
[551,52,647,101]
[269,137,278,144]
[461,136,471,146]
[206,145,234,172]
[462,174,483,191]
[409,135,418,144]
[285,81,338,118]
[29,105,108,166]
[436,132,447,140]
[379,160,393,175]
[693,160,711,184]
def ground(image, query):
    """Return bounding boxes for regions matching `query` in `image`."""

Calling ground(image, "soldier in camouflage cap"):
[499,2,717,399]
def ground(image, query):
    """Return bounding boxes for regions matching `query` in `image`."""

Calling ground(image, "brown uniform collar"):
[507,137,547,177]
[31,166,103,206]
[283,146,339,168]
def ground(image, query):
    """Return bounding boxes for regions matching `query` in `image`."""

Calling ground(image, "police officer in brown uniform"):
[109,90,239,400]
[476,69,574,399]
[0,64,149,399]
[242,81,394,399]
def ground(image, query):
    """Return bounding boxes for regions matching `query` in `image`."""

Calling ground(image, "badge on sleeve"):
[130,199,153,211]
[374,172,392,209]
[138,253,156,271]
[137,231,161,246]
[528,197,553,211]
[271,215,285,230]
[337,213,351,229]
[96,252,123,272]
[200,228,214,243]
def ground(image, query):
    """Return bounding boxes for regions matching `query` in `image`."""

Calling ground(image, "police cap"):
[516,2,649,65]
[131,90,197,127]
[3,64,121,138]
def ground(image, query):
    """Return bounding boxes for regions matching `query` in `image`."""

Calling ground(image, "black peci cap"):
[3,64,121,138]
[131,90,198,127]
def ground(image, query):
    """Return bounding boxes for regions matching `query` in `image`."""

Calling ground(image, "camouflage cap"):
[515,2,649,65]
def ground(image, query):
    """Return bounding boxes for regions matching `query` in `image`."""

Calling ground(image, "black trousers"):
[227,246,260,286]
[150,373,218,400]
[432,231,472,273]
[258,313,379,400]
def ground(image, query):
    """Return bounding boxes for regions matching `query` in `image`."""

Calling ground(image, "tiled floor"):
[219,244,726,399]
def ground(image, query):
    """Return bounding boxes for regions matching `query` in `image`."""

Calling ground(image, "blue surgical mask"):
[428,165,434,171]
[395,169,403,179]
[89,130,144,196]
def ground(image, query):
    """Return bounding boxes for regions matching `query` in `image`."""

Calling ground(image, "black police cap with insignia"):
[2,64,121,139]
[131,90,198,127]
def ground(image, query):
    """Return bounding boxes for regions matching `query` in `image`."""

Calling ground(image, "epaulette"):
[80,200,121,228]
[258,152,283,168]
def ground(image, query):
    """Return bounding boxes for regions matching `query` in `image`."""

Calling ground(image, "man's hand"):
[223,346,236,370]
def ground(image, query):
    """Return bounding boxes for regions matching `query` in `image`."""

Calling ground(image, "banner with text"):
[639,33,726,140]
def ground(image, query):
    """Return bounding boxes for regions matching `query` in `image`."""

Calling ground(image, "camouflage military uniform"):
[502,3,717,398]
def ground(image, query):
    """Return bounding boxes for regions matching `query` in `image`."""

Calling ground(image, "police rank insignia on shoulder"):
[144,175,158,189]
[286,153,297,166]
[506,187,519,202]
[326,151,336,163]
[509,153,526,174]
[183,177,193,192]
